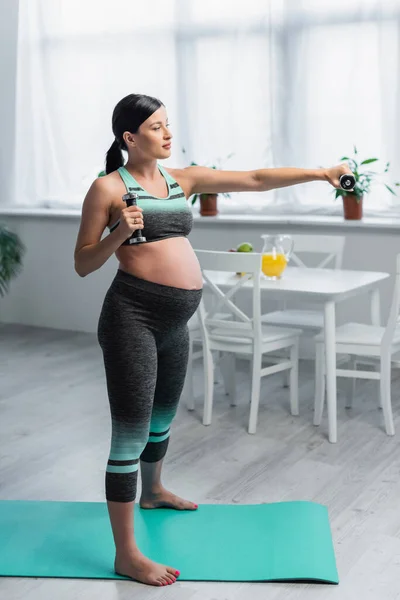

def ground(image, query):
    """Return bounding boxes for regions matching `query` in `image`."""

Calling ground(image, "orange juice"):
[262,253,287,278]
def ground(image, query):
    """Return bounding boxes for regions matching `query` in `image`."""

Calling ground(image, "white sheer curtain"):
[15,0,180,206]
[15,0,400,215]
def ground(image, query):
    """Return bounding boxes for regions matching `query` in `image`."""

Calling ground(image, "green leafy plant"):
[182,147,235,205]
[0,224,25,298]
[334,145,400,203]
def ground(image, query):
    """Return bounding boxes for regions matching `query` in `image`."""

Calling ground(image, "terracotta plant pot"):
[342,193,363,220]
[199,193,218,216]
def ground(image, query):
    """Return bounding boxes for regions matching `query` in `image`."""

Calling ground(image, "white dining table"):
[205,266,390,443]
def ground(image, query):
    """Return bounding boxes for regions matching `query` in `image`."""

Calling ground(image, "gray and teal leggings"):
[97,269,202,503]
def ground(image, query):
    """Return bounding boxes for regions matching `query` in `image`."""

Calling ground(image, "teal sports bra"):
[109,164,193,246]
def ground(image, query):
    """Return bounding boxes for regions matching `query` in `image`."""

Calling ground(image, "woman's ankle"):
[141,484,164,497]
[115,543,141,557]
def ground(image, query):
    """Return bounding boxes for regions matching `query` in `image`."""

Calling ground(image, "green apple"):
[236,242,253,252]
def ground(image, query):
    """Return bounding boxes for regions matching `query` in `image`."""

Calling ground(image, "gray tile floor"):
[1,323,400,599]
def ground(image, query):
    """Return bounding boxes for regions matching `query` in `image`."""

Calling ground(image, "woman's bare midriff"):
[116,236,203,290]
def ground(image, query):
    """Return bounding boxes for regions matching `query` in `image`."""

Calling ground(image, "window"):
[15,0,400,215]
[16,0,178,206]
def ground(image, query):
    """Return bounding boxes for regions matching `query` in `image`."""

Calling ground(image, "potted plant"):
[182,148,234,216]
[0,224,25,298]
[335,146,400,220]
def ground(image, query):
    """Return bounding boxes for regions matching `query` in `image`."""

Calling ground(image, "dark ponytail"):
[105,139,123,174]
[104,93,164,174]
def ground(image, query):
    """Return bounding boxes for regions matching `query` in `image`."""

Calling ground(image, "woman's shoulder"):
[83,171,126,214]
[162,166,193,198]
[163,166,189,180]
[85,171,126,205]
[93,170,123,192]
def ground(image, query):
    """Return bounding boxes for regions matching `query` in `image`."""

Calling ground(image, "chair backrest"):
[383,254,400,348]
[276,235,345,312]
[289,234,345,269]
[195,249,263,347]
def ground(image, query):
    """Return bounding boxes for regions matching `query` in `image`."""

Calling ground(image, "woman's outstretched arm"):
[178,163,352,196]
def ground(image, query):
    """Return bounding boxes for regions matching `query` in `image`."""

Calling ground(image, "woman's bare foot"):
[140,486,198,510]
[115,547,179,587]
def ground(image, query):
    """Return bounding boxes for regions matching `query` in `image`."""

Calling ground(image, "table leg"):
[324,301,337,443]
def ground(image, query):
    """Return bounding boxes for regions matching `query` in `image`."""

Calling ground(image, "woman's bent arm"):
[74,178,125,277]
[75,228,127,277]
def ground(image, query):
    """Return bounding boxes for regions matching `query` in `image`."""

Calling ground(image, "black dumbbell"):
[339,174,356,190]
[122,192,146,244]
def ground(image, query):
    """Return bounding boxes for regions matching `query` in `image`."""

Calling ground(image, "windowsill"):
[191,213,400,231]
[2,206,400,231]
[0,207,83,219]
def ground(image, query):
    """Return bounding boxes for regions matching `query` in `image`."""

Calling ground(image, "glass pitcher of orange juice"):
[261,234,294,279]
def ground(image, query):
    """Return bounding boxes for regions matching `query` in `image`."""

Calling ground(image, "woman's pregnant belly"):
[116,237,203,290]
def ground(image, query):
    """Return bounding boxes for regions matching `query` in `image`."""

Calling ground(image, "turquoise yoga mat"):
[0,500,338,583]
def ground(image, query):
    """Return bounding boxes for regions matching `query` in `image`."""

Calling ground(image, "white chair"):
[183,313,235,410]
[314,254,400,439]
[183,315,203,410]
[195,249,302,434]
[261,234,345,331]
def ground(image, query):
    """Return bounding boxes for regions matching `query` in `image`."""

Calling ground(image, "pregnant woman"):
[74,93,351,587]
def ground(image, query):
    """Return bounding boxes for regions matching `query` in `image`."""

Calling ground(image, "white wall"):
[0,214,397,336]
[0,0,18,206]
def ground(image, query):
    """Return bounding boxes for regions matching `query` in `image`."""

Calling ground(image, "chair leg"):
[289,340,299,416]
[214,350,222,383]
[380,354,395,436]
[283,370,290,388]
[249,358,253,403]
[218,352,227,391]
[248,354,262,434]
[227,354,237,406]
[202,348,215,426]
[314,343,325,426]
[184,335,195,411]
[376,360,383,410]
[345,357,357,409]
[220,353,237,405]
